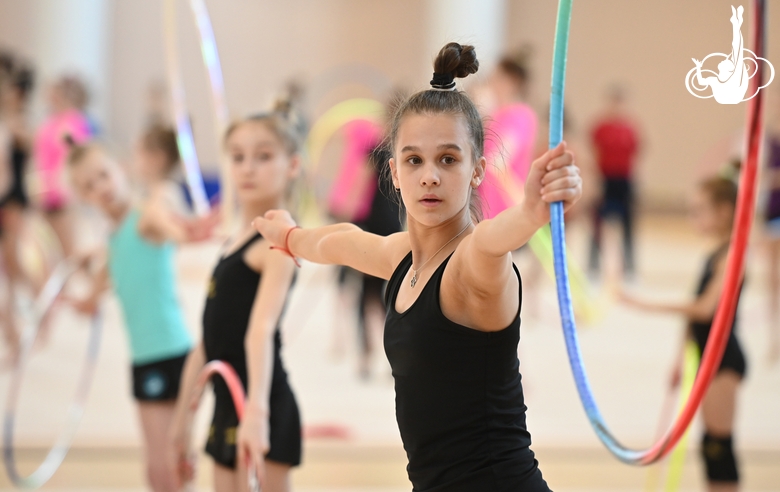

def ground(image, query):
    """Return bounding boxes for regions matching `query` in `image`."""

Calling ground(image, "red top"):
[591,117,639,178]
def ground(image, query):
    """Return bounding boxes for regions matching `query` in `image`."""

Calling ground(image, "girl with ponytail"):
[169,99,304,492]
[254,43,581,491]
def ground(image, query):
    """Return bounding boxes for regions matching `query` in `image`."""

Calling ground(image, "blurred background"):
[0,0,778,491]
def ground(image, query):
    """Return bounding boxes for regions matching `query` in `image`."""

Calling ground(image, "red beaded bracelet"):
[270,226,301,267]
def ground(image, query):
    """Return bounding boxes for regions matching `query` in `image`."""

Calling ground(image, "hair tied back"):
[430,72,456,91]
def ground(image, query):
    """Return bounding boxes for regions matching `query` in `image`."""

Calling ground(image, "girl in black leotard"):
[622,177,745,492]
[254,43,582,491]
[0,61,34,357]
[170,101,303,492]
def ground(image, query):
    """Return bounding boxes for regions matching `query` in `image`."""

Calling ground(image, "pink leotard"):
[34,109,91,210]
[480,103,537,219]
[328,119,383,223]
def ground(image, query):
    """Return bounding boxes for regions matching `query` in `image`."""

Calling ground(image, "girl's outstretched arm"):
[168,341,206,489]
[66,250,110,315]
[139,186,219,244]
[452,141,581,297]
[620,254,727,323]
[253,211,409,280]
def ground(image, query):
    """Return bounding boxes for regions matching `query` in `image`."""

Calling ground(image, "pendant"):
[410,271,418,288]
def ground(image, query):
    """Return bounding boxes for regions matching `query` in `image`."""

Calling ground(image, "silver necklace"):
[410,222,472,288]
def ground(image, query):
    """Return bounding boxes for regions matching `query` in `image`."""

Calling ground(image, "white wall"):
[1,0,778,209]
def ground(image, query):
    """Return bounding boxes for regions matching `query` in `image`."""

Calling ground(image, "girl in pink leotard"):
[33,75,93,257]
[479,50,538,219]
[327,118,384,223]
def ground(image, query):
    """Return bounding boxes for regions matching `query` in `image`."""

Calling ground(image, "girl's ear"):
[288,153,302,180]
[718,202,736,224]
[472,156,486,188]
[389,157,400,189]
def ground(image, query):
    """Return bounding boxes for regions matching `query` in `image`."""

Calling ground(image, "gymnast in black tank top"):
[385,252,550,492]
[202,232,301,468]
[690,243,746,377]
[0,138,29,208]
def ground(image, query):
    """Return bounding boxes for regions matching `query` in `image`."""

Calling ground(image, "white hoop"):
[2,259,102,489]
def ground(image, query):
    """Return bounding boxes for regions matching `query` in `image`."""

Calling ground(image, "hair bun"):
[272,97,294,120]
[433,42,479,79]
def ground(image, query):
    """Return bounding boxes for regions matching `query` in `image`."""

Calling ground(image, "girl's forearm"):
[629,297,717,323]
[173,343,206,424]
[244,322,275,414]
[82,262,110,306]
[288,222,361,265]
[472,201,544,257]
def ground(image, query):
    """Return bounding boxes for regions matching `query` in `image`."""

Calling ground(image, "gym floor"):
[1,214,778,491]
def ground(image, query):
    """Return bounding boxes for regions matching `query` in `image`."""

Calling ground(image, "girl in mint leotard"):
[65,131,216,492]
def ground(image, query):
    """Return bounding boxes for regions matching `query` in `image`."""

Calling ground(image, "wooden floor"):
[0,214,778,491]
[1,445,779,490]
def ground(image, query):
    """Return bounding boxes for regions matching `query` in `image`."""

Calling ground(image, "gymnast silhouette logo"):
[685,5,774,104]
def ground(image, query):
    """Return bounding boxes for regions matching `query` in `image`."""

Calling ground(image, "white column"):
[30,0,113,128]
[425,0,508,77]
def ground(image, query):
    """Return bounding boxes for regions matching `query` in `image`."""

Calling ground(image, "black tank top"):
[202,233,288,391]
[384,252,549,492]
[1,138,28,206]
[690,243,746,376]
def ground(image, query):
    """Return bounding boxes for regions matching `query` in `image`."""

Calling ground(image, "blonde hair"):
[222,97,305,217]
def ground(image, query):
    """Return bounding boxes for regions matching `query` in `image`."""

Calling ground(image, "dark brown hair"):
[386,42,484,222]
[497,45,532,90]
[0,52,34,100]
[57,75,89,109]
[0,51,13,78]
[699,176,738,209]
[142,125,180,174]
[12,65,34,99]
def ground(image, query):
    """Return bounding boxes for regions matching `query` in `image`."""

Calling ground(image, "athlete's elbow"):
[245,321,276,344]
[471,223,510,257]
[688,306,716,323]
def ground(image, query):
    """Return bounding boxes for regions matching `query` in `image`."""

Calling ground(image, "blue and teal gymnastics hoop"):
[548,0,766,465]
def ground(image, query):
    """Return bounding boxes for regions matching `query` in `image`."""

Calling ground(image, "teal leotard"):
[108,209,192,364]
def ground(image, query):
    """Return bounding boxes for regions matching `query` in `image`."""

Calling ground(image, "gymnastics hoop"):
[163,0,229,218]
[190,361,260,492]
[643,342,699,492]
[491,167,608,324]
[548,0,766,464]
[300,97,385,225]
[307,63,393,115]
[305,98,385,175]
[2,259,102,489]
[16,214,64,288]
